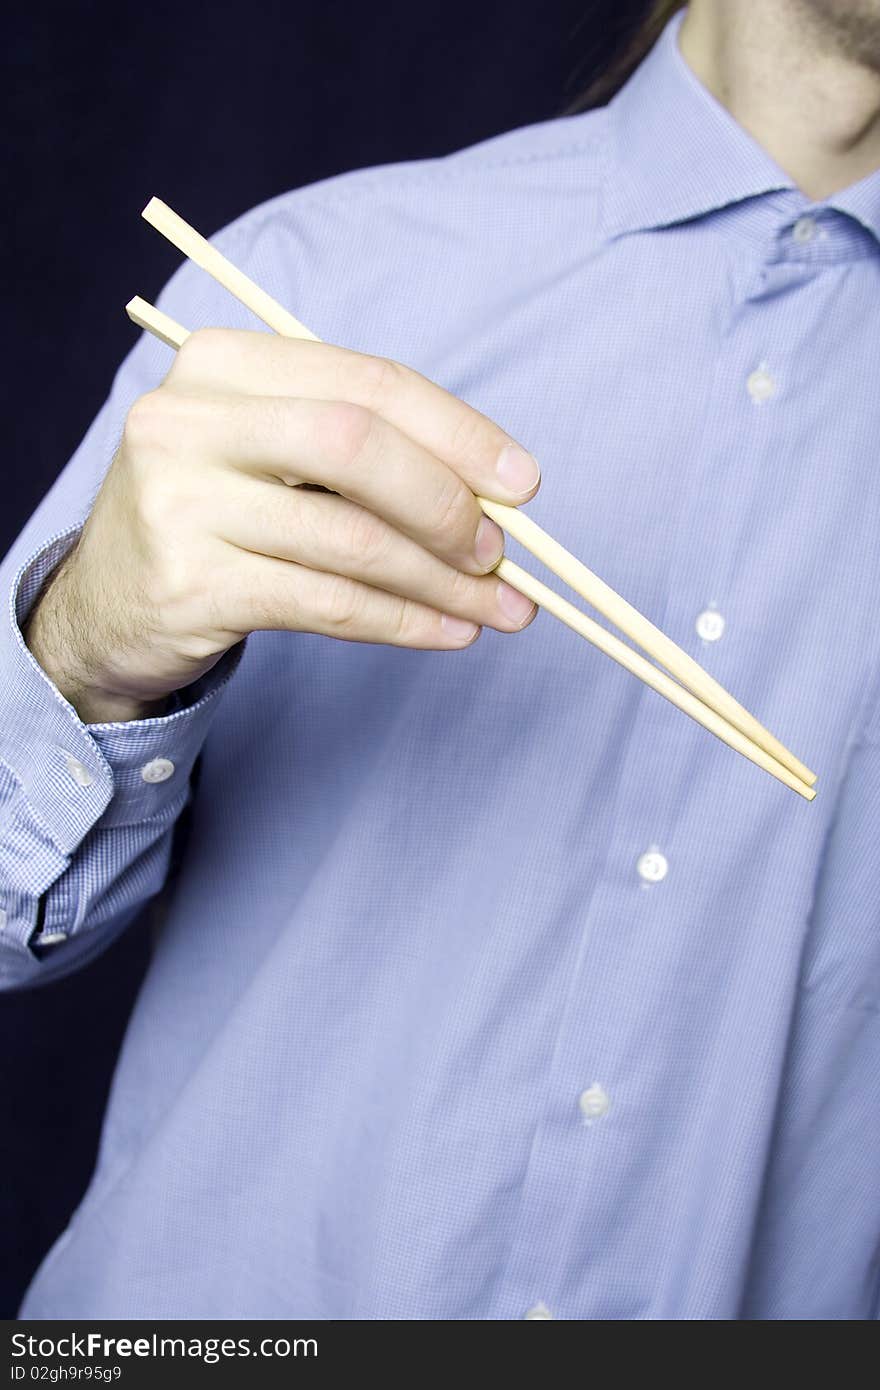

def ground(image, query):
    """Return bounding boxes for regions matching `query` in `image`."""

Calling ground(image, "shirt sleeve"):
[0,523,247,990]
[0,214,264,992]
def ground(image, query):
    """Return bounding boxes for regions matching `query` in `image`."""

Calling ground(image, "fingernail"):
[496,442,540,496]
[441,614,480,642]
[496,581,537,626]
[474,514,504,568]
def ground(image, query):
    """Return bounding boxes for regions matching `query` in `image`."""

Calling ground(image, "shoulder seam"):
[221,126,606,243]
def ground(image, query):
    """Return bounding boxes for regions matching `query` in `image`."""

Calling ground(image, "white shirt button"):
[64,753,94,788]
[637,849,668,884]
[524,1302,554,1320]
[579,1083,611,1121]
[695,608,725,643]
[792,215,816,243]
[35,931,68,946]
[746,367,776,403]
[140,757,175,784]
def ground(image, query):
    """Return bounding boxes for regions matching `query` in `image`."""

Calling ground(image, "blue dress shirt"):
[2,12,879,1319]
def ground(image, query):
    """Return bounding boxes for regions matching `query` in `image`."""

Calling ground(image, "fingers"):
[212,474,539,634]
[224,546,488,650]
[155,389,508,576]
[166,329,542,505]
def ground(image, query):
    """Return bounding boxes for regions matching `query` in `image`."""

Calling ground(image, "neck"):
[678,0,880,198]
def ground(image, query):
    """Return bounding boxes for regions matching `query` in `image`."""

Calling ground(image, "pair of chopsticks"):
[127,197,817,800]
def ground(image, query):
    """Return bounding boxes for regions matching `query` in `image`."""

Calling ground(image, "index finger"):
[166,329,542,504]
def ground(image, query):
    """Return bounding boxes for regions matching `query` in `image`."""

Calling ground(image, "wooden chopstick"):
[125,204,816,800]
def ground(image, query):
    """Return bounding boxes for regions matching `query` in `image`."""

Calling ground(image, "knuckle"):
[170,326,225,377]
[430,475,475,542]
[152,538,198,607]
[123,388,170,452]
[129,453,183,538]
[444,563,482,612]
[315,572,363,632]
[343,505,392,565]
[233,392,288,453]
[355,353,405,411]
[446,407,486,463]
[319,400,376,470]
[243,580,278,633]
[387,593,416,645]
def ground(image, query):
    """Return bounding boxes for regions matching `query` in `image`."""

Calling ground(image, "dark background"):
[3,0,641,1315]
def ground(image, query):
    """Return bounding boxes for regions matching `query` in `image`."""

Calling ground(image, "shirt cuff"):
[0,524,246,852]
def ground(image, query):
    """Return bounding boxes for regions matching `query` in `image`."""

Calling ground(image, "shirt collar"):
[601,8,880,246]
[826,165,880,245]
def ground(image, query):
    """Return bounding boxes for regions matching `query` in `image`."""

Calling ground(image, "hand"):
[23,330,541,722]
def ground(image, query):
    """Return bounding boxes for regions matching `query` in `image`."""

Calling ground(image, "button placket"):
[652,261,789,706]
[493,243,805,1320]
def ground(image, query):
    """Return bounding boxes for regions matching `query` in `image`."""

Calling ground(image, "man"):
[2,0,878,1319]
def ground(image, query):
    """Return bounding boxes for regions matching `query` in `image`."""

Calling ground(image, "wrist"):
[21,567,166,726]
[61,682,171,725]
